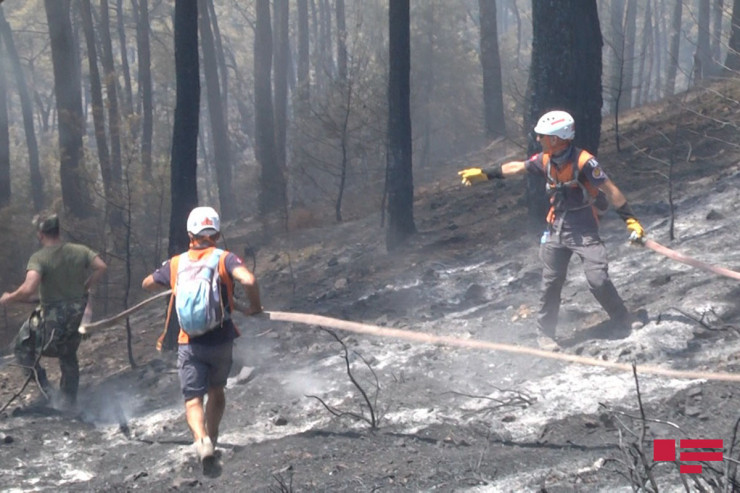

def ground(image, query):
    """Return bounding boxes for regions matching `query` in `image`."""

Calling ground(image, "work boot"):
[610,311,645,336]
[536,334,560,352]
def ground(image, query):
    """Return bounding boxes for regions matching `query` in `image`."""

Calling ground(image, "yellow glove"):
[458,168,489,187]
[626,218,645,243]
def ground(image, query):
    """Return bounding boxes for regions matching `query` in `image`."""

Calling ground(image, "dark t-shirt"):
[152,248,245,345]
[27,243,98,303]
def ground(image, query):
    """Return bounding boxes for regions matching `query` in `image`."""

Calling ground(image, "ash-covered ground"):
[2,86,740,492]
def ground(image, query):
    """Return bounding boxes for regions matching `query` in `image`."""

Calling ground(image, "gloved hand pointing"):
[458,168,489,187]
[626,217,645,243]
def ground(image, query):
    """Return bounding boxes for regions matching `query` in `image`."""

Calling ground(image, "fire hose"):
[78,288,740,383]
[638,238,740,281]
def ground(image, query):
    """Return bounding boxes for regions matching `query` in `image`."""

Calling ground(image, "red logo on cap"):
[201,218,214,226]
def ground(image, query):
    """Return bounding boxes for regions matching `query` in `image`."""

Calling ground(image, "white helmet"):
[187,206,220,236]
[534,110,575,140]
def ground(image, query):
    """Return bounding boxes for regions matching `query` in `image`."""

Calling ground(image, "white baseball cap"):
[187,206,221,236]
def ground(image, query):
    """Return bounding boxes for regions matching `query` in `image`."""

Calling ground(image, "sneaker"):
[195,437,214,462]
[537,334,560,351]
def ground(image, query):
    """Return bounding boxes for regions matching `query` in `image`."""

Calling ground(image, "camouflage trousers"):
[13,300,86,404]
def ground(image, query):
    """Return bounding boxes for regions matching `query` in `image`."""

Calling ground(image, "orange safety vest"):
[156,246,239,350]
[541,149,601,225]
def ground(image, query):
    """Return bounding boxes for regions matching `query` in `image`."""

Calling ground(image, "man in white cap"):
[458,110,645,350]
[142,206,262,469]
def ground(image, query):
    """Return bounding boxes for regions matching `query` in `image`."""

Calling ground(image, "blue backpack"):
[173,248,228,336]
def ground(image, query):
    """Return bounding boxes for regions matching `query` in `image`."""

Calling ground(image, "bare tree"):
[478,0,506,140]
[99,0,123,188]
[273,0,289,200]
[115,0,133,117]
[132,0,153,177]
[622,0,637,109]
[336,0,347,82]
[694,0,712,81]
[0,34,8,207]
[665,0,683,95]
[635,0,654,107]
[254,0,287,218]
[0,8,43,210]
[169,0,199,257]
[386,0,415,250]
[727,0,740,72]
[44,0,93,218]
[198,0,235,220]
[0,8,43,211]
[80,0,115,226]
[711,0,724,64]
[296,0,310,103]
[205,0,228,110]
[525,0,602,231]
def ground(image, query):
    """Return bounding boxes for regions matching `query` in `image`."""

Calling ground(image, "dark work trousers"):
[537,231,629,336]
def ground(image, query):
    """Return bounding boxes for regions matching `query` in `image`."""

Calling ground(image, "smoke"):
[77,386,137,428]
[281,369,329,397]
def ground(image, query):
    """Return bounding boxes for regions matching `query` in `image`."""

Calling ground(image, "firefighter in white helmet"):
[458,110,645,351]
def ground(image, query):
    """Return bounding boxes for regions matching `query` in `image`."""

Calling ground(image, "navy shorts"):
[177,342,233,400]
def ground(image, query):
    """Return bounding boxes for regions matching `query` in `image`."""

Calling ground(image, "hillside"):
[1,79,740,491]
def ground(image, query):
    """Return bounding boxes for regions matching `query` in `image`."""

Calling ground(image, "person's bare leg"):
[205,386,225,446]
[185,396,207,440]
[185,396,214,460]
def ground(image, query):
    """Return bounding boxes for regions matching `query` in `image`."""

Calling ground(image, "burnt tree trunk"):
[386,0,415,251]
[273,0,289,203]
[296,0,310,103]
[198,0,235,220]
[0,35,8,208]
[336,0,347,82]
[45,0,93,218]
[664,0,682,94]
[525,0,602,233]
[80,0,114,224]
[254,0,286,216]
[206,0,228,110]
[694,0,712,81]
[727,0,740,72]
[132,0,153,177]
[116,0,133,117]
[99,0,125,232]
[478,0,506,140]
[0,8,43,210]
[169,0,200,257]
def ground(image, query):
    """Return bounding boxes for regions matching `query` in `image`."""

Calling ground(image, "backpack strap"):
[207,248,224,271]
[169,254,182,292]
[217,251,241,335]
[156,255,182,351]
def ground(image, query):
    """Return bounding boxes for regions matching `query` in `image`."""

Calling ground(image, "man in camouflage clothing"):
[0,213,107,408]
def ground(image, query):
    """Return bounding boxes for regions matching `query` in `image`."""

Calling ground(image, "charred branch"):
[306,327,379,429]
